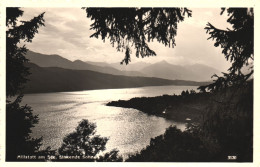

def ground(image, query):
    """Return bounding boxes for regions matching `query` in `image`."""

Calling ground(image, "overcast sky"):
[21,8,232,71]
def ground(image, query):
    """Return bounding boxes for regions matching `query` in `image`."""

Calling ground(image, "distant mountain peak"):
[157,60,170,64]
[73,60,84,63]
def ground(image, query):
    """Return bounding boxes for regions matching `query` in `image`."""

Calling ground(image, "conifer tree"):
[198,8,254,161]
[83,8,192,64]
[6,7,45,161]
[198,8,253,92]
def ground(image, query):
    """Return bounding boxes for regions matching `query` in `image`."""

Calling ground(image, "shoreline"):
[107,92,211,123]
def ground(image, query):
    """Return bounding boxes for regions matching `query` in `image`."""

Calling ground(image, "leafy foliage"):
[83,8,191,64]
[58,119,122,162]
[199,8,253,92]
[126,126,210,162]
[96,149,123,162]
[201,80,253,161]
[58,119,107,157]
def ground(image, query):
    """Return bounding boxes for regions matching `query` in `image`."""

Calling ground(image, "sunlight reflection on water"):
[22,85,197,157]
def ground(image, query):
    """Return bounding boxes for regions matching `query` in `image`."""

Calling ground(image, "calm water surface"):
[22,85,197,157]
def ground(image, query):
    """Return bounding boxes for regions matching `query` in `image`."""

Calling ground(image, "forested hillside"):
[23,63,209,94]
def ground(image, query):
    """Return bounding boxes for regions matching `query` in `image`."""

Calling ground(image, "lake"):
[22,85,197,158]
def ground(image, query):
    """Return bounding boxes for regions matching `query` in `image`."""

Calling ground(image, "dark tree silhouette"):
[198,8,253,92]
[83,8,192,64]
[58,119,108,157]
[201,81,253,162]
[6,95,42,160]
[6,8,123,161]
[6,7,45,161]
[197,8,254,161]
[6,8,45,97]
[126,126,210,162]
[58,119,122,162]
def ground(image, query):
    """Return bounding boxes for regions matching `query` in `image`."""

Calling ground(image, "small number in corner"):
[228,155,237,160]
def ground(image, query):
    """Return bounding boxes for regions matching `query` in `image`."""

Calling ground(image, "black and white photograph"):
[2,2,258,166]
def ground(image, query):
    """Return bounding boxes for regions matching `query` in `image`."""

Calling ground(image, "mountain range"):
[23,63,209,94]
[25,50,221,82]
[25,51,145,77]
[141,60,221,81]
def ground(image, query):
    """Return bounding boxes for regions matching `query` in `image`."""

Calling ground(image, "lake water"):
[22,85,197,157]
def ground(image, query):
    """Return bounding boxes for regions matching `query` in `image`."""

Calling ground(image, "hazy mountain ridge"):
[25,50,145,77]
[26,50,221,82]
[142,61,221,81]
[110,62,152,71]
[86,60,220,82]
[23,63,210,94]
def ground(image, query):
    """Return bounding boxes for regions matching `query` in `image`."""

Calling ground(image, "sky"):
[21,8,232,72]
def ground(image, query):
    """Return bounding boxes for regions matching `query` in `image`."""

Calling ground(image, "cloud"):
[21,8,232,71]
